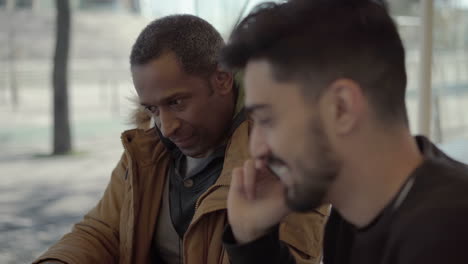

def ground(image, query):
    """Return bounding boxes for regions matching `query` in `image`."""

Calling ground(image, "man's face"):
[132,52,233,158]
[245,60,340,212]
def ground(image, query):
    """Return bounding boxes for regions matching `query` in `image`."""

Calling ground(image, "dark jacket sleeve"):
[223,225,296,264]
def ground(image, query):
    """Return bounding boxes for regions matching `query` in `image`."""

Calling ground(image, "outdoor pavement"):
[0,82,134,264]
[0,138,123,264]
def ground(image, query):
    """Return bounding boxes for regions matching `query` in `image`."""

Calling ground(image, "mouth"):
[266,155,291,184]
[172,135,196,149]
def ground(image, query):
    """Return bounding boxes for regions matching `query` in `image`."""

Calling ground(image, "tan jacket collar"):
[120,119,251,180]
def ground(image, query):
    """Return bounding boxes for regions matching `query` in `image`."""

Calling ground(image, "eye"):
[169,98,186,111]
[258,118,272,126]
[169,98,183,106]
[144,105,159,115]
[253,115,274,127]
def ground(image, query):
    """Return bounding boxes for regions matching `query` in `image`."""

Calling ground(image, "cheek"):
[194,99,226,131]
[176,105,209,134]
[270,119,307,157]
[265,129,281,154]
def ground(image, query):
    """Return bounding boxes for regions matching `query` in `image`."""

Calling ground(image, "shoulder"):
[388,199,468,263]
[225,120,251,159]
[120,127,169,167]
[401,154,468,216]
[395,160,468,240]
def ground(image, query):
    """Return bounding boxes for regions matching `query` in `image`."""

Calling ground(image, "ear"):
[320,78,365,136]
[210,66,234,96]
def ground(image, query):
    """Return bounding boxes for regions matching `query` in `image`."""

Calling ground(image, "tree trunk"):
[7,4,19,111]
[129,0,140,13]
[53,0,72,155]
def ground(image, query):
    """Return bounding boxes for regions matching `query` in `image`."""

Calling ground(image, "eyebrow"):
[245,104,271,115]
[140,92,191,107]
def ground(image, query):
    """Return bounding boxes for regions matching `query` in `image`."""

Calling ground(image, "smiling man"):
[33,15,327,264]
[220,0,468,264]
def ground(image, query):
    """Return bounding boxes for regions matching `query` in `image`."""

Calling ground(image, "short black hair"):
[130,14,225,77]
[221,0,408,123]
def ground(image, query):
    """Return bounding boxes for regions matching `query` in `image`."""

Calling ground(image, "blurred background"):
[0,0,467,263]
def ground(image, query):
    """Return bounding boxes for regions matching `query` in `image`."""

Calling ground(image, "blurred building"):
[0,0,139,12]
[1,0,468,142]
[137,0,272,37]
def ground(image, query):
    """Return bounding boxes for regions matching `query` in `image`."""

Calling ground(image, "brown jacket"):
[34,120,329,264]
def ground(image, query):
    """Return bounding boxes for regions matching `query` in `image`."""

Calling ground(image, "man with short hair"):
[33,14,327,264]
[220,0,468,263]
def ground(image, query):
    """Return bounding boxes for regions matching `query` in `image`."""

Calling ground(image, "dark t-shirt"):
[224,136,468,264]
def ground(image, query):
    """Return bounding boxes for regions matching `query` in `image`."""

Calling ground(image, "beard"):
[284,116,340,212]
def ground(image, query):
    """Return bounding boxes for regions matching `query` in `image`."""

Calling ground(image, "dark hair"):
[130,14,225,77]
[221,0,408,123]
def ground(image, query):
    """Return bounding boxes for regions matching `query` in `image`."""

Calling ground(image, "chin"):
[285,185,327,213]
[180,148,204,158]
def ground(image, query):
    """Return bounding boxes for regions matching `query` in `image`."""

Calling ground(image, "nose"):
[159,109,181,138]
[249,124,270,160]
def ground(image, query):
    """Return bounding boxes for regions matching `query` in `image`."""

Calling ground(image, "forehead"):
[132,51,187,82]
[131,52,207,103]
[244,59,304,110]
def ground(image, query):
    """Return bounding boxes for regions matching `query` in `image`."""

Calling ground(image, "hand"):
[227,159,291,244]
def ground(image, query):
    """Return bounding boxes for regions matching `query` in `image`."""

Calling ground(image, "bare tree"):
[128,0,140,13]
[6,0,19,110]
[52,0,72,155]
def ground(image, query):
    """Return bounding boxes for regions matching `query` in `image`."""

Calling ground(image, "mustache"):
[266,154,287,179]
[266,154,286,167]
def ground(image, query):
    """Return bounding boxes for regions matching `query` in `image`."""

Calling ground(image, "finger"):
[255,158,266,170]
[243,159,257,200]
[230,167,245,195]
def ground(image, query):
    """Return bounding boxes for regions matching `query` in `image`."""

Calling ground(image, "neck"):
[327,127,423,228]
